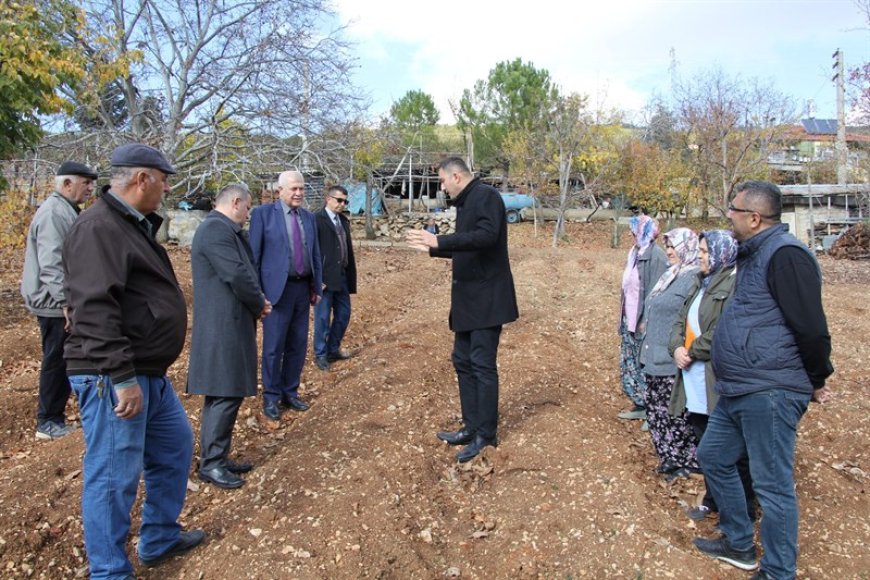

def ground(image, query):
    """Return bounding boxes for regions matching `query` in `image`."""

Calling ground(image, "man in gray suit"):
[187,184,271,489]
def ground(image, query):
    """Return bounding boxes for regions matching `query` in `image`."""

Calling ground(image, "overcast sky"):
[334,0,869,124]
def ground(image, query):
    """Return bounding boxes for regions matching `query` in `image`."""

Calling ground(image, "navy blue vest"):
[711,224,816,396]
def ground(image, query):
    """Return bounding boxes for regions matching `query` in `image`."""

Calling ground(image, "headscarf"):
[648,227,699,298]
[629,214,659,254]
[622,215,660,299]
[621,215,660,331]
[700,229,737,287]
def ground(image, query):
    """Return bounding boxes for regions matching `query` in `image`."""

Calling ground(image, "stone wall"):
[165,209,209,246]
[161,209,457,247]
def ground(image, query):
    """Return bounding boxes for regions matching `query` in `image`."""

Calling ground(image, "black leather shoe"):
[326,350,352,362]
[263,401,281,421]
[225,459,253,474]
[456,434,497,463]
[436,428,474,446]
[139,529,206,567]
[315,356,330,371]
[286,397,309,412]
[199,466,245,489]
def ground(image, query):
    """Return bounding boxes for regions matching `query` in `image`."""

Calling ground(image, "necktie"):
[290,209,305,275]
[334,215,348,268]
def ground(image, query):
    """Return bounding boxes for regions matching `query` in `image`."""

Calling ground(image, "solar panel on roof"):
[801,118,837,135]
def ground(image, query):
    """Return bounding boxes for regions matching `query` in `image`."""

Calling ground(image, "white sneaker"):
[36,421,76,441]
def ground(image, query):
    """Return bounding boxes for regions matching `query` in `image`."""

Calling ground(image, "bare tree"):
[547,93,591,246]
[60,0,362,193]
[672,67,796,215]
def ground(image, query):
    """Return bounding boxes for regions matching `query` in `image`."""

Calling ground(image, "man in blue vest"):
[693,181,833,579]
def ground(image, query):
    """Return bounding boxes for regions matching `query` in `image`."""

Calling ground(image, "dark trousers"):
[688,412,756,516]
[262,278,310,405]
[199,396,243,471]
[452,326,502,440]
[37,316,70,427]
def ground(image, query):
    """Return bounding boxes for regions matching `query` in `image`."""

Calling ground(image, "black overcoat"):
[187,211,265,397]
[431,178,519,332]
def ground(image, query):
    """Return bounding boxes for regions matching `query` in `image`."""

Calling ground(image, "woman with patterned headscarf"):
[618,215,668,421]
[668,230,755,520]
[639,227,700,480]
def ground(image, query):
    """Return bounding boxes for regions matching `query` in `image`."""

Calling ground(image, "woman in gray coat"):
[639,227,699,480]
[187,185,270,489]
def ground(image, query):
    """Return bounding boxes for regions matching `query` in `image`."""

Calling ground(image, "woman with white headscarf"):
[639,227,700,480]
[618,215,668,420]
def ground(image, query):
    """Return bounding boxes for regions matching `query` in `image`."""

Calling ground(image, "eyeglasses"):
[331,197,348,204]
[727,204,755,214]
[728,204,775,219]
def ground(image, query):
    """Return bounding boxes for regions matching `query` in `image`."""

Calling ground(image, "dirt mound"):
[0,221,866,579]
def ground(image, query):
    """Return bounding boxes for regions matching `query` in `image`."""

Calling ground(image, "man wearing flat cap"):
[22,161,96,441]
[63,143,204,577]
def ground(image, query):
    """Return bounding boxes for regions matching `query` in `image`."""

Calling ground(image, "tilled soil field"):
[0,220,867,579]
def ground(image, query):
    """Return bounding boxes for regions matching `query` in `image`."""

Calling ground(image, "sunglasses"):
[331,197,348,204]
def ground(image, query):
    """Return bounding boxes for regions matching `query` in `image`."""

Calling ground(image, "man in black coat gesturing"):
[406,157,519,463]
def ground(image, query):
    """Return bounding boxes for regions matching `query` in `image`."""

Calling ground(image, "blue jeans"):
[698,389,810,579]
[313,273,351,358]
[70,374,193,579]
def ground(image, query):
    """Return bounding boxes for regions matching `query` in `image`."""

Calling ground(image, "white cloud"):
[334,0,869,122]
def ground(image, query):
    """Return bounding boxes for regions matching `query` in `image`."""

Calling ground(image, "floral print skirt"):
[643,374,699,470]
[619,322,646,407]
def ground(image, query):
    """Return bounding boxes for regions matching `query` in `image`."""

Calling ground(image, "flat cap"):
[57,161,98,180]
[110,143,176,175]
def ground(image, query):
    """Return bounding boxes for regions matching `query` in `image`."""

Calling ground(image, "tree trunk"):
[552,148,571,247]
[611,219,621,249]
[365,172,375,240]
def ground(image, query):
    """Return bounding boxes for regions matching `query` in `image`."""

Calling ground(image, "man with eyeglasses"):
[313,185,357,371]
[692,181,833,579]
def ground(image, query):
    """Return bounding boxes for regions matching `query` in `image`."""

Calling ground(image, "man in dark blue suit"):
[250,170,322,419]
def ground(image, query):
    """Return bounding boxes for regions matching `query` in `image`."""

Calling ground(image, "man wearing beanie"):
[22,161,96,441]
[63,144,204,577]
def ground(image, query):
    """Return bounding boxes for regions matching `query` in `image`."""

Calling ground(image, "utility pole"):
[832,48,847,184]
